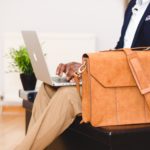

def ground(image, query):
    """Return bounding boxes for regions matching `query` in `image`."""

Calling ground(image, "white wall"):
[0,0,125,49]
[0,32,4,98]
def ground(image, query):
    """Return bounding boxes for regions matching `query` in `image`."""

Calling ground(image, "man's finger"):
[56,63,62,75]
[59,64,66,76]
[66,69,74,81]
[56,63,65,76]
[70,78,75,83]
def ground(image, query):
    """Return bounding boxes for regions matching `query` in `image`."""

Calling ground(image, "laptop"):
[21,31,81,87]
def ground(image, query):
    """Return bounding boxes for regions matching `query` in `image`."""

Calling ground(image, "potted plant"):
[9,46,37,90]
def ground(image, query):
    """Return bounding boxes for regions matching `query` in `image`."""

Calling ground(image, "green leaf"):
[9,46,34,75]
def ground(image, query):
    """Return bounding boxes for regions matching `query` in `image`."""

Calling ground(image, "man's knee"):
[58,86,78,97]
[57,86,81,105]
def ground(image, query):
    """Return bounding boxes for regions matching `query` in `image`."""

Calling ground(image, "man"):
[16,0,150,149]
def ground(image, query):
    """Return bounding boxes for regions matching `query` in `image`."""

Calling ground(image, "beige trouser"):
[15,83,81,150]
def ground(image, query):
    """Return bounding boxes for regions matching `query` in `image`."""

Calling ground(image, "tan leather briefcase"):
[75,48,150,127]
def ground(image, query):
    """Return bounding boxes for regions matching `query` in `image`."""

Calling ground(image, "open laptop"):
[22,31,81,86]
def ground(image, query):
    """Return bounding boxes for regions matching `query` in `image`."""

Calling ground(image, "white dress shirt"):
[124,0,150,48]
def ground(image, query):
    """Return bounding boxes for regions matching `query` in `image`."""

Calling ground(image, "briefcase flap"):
[83,50,150,88]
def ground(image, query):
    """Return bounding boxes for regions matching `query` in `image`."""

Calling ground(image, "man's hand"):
[56,62,81,81]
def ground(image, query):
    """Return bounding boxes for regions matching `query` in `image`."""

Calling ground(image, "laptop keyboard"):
[51,76,68,83]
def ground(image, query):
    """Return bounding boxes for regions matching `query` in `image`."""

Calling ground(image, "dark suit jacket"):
[116,0,150,49]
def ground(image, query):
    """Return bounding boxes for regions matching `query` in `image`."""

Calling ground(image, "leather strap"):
[74,61,87,98]
[123,48,150,109]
